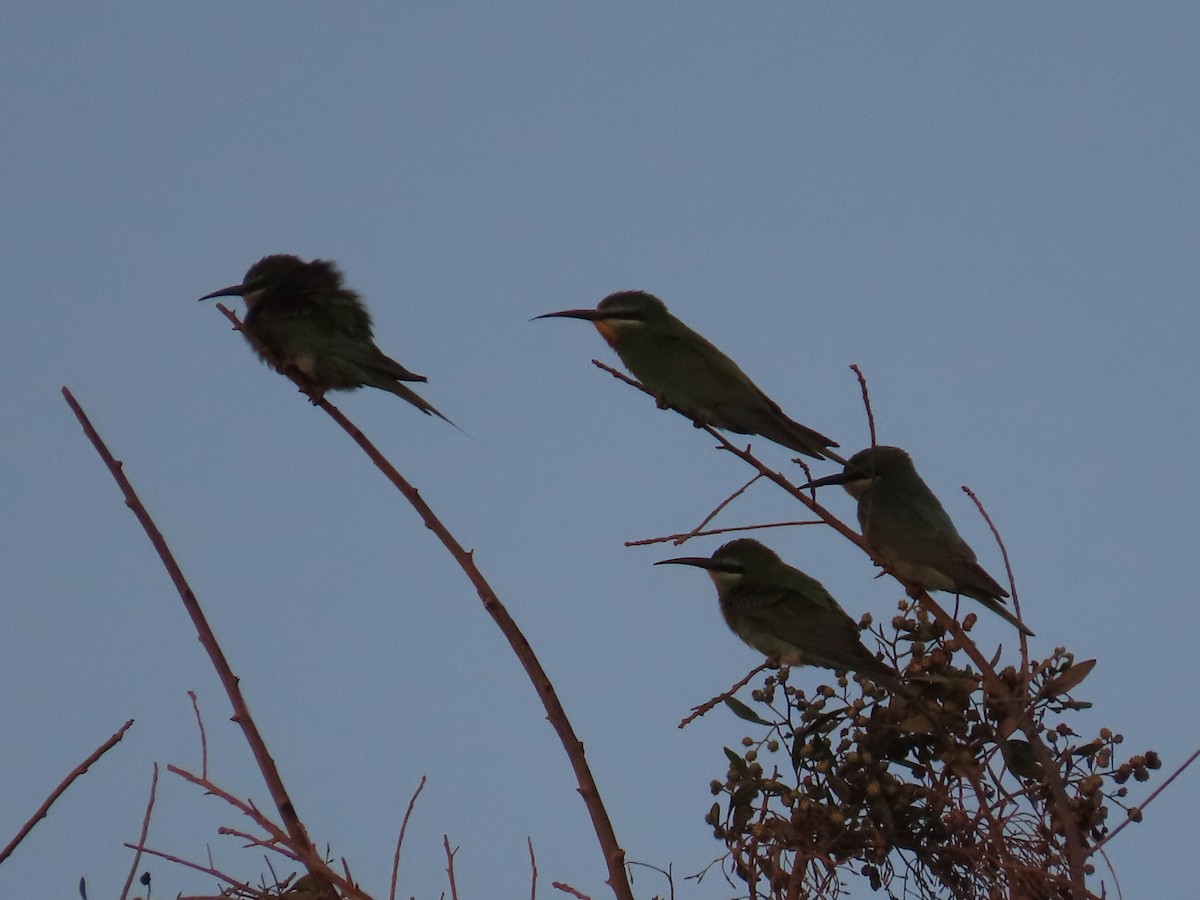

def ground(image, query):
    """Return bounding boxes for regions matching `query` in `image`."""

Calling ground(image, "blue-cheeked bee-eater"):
[536,291,837,459]
[803,445,1033,637]
[656,538,903,689]
[199,254,451,422]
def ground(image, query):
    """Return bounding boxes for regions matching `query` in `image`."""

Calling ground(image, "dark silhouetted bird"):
[199,254,450,421]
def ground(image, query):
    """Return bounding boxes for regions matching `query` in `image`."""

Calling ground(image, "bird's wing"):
[641,328,774,414]
[866,490,1009,600]
[248,291,372,337]
[734,582,882,673]
[249,298,426,383]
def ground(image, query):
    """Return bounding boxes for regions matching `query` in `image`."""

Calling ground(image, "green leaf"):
[724,696,772,726]
[1038,658,1097,700]
[724,746,749,777]
[1001,739,1045,779]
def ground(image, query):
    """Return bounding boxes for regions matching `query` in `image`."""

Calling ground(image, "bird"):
[198,254,451,421]
[535,290,837,459]
[802,445,1033,636]
[656,538,903,688]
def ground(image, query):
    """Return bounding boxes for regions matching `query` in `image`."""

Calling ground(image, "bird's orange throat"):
[592,320,622,349]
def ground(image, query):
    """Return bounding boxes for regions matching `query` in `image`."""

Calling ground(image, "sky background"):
[3,4,1198,898]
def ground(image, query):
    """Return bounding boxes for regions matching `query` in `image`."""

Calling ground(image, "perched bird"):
[656,538,902,687]
[536,291,837,459]
[803,445,1033,636]
[198,254,451,421]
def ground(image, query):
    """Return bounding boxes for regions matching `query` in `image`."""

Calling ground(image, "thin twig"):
[119,762,159,900]
[63,388,333,890]
[1096,844,1123,900]
[625,519,822,548]
[389,776,427,900]
[1091,745,1200,853]
[443,836,460,900]
[214,306,635,900]
[849,364,876,448]
[551,883,592,899]
[529,837,538,900]
[188,690,208,780]
[679,662,771,729]
[167,765,367,899]
[121,843,255,895]
[956,486,1090,890]
[0,718,133,865]
[677,474,763,545]
[626,861,674,900]
[962,485,1031,664]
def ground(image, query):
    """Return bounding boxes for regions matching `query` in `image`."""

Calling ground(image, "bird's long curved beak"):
[654,556,718,570]
[799,471,854,490]
[197,284,246,302]
[532,308,605,321]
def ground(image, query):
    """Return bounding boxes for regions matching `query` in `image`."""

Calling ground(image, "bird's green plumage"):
[811,446,1033,636]
[538,291,837,459]
[658,538,900,687]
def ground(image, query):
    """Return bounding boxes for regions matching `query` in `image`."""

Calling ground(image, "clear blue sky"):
[3,4,1198,898]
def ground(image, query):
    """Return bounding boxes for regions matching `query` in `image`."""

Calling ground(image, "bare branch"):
[443,836,460,900]
[625,519,823,548]
[676,474,763,545]
[209,305,635,900]
[528,837,538,900]
[188,690,209,780]
[389,776,427,900]
[62,388,334,891]
[0,718,133,866]
[962,484,1031,666]
[849,363,876,447]
[679,663,771,729]
[1092,745,1200,853]
[119,762,158,900]
[551,883,591,899]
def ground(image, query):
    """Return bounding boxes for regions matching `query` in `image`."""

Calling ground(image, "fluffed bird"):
[656,538,902,688]
[536,290,837,459]
[803,445,1033,636]
[199,254,451,421]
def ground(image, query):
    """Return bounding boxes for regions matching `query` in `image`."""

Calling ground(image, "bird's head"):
[534,290,669,348]
[800,445,913,500]
[656,538,781,592]
[198,254,341,310]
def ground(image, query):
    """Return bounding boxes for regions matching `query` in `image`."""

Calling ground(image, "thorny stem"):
[62,388,336,894]
[310,397,634,900]
[213,305,635,900]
